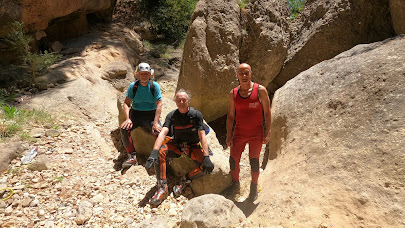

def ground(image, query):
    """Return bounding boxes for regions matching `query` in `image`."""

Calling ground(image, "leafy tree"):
[6,21,60,82]
[138,0,198,45]
[287,0,306,20]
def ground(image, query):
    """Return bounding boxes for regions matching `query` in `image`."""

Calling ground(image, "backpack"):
[133,69,155,97]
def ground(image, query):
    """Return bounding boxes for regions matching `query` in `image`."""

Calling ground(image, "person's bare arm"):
[226,90,235,147]
[198,130,209,156]
[121,97,133,130]
[258,85,271,144]
[153,99,163,133]
[153,127,169,150]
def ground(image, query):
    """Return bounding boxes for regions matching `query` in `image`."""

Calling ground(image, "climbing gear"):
[122,152,138,168]
[135,62,152,74]
[248,182,258,202]
[0,188,14,201]
[202,156,214,174]
[150,184,168,206]
[173,176,191,197]
[145,149,159,169]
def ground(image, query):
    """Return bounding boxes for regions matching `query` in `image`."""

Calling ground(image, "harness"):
[169,108,201,156]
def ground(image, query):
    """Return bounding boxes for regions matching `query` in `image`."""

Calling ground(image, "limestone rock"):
[253,36,405,227]
[176,0,242,121]
[272,0,395,93]
[181,194,246,228]
[28,154,49,171]
[390,0,405,35]
[102,62,130,79]
[75,200,93,225]
[0,142,24,172]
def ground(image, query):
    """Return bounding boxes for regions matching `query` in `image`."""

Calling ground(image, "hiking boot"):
[224,181,240,195]
[173,176,191,197]
[248,183,258,202]
[122,152,138,168]
[150,185,168,206]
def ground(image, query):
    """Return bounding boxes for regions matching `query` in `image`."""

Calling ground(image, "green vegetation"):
[5,21,60,82]
[238,0,249,9]
[138,0,198,45]
[287,0,306,20]
[54,176,64,183]
[0,93,54,140]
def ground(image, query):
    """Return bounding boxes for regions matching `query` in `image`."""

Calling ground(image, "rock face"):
[178,0,395,121]
[251,36,405,227]
[176,0,242,122]
[181,194,246,228]
[0,0,116,64]
[272,0,396,92]
[20,0,115,32]
[178,0,290,121]
[390,0,405,35]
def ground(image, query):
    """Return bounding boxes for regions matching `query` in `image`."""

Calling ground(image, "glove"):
[145,149,159,169]
[202,156,214,174]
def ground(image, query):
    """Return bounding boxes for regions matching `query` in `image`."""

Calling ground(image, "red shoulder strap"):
[233,87,239,100]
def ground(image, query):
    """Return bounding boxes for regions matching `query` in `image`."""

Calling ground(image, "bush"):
[138,0,198,45]
[287,0,306,20]
[6,21,60,82]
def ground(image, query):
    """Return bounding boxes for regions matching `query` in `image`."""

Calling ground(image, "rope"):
[0,188,14,201]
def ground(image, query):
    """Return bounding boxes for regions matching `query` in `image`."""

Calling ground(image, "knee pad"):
[250,158,259,172]
[229,157,236,171]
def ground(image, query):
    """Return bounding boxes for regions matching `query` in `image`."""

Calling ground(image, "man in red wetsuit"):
[226,63,271,201]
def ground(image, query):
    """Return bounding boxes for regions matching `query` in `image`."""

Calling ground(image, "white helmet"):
[136,62,151,73]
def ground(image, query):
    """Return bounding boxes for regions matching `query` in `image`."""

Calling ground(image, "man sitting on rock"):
[120,62,163,168]
[145,89,214,206]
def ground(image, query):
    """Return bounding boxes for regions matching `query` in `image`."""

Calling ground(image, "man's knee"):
[250,158,259,172]
[229,157,236,171]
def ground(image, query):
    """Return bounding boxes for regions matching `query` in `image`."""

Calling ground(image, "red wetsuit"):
[231,83,263,184]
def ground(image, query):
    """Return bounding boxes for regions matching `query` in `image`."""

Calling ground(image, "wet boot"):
[248,182,258,202]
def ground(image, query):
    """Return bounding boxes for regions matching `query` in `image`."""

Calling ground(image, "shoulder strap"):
[149,79,155,97]
[233,87,239,100]
[133,79,155,97]
[133,80,141,96]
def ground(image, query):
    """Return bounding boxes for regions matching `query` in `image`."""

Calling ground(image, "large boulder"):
[177,0,289,121]
[181,194,246,228]
[271,0,395,93]
[251,36,405,227]
[0,142,25,172]
[390,0,405,35]
[176,0,241,122]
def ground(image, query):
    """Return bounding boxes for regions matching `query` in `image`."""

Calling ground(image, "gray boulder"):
[252,36,405,227]
[181,194,246,228]
[0,142,24,172]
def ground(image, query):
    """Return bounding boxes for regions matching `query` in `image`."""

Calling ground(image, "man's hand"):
[121,119,133,130]
[152,122,162,133]
[226,135,233,147]
[202,156,214,174]
[145,149,159,169]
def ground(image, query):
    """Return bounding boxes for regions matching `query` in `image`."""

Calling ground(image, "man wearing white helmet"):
[120,62,163,168]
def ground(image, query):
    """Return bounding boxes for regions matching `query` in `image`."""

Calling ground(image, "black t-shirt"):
[164,108,205,144]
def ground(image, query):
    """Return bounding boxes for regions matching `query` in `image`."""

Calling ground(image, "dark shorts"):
[130,109,156,132]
